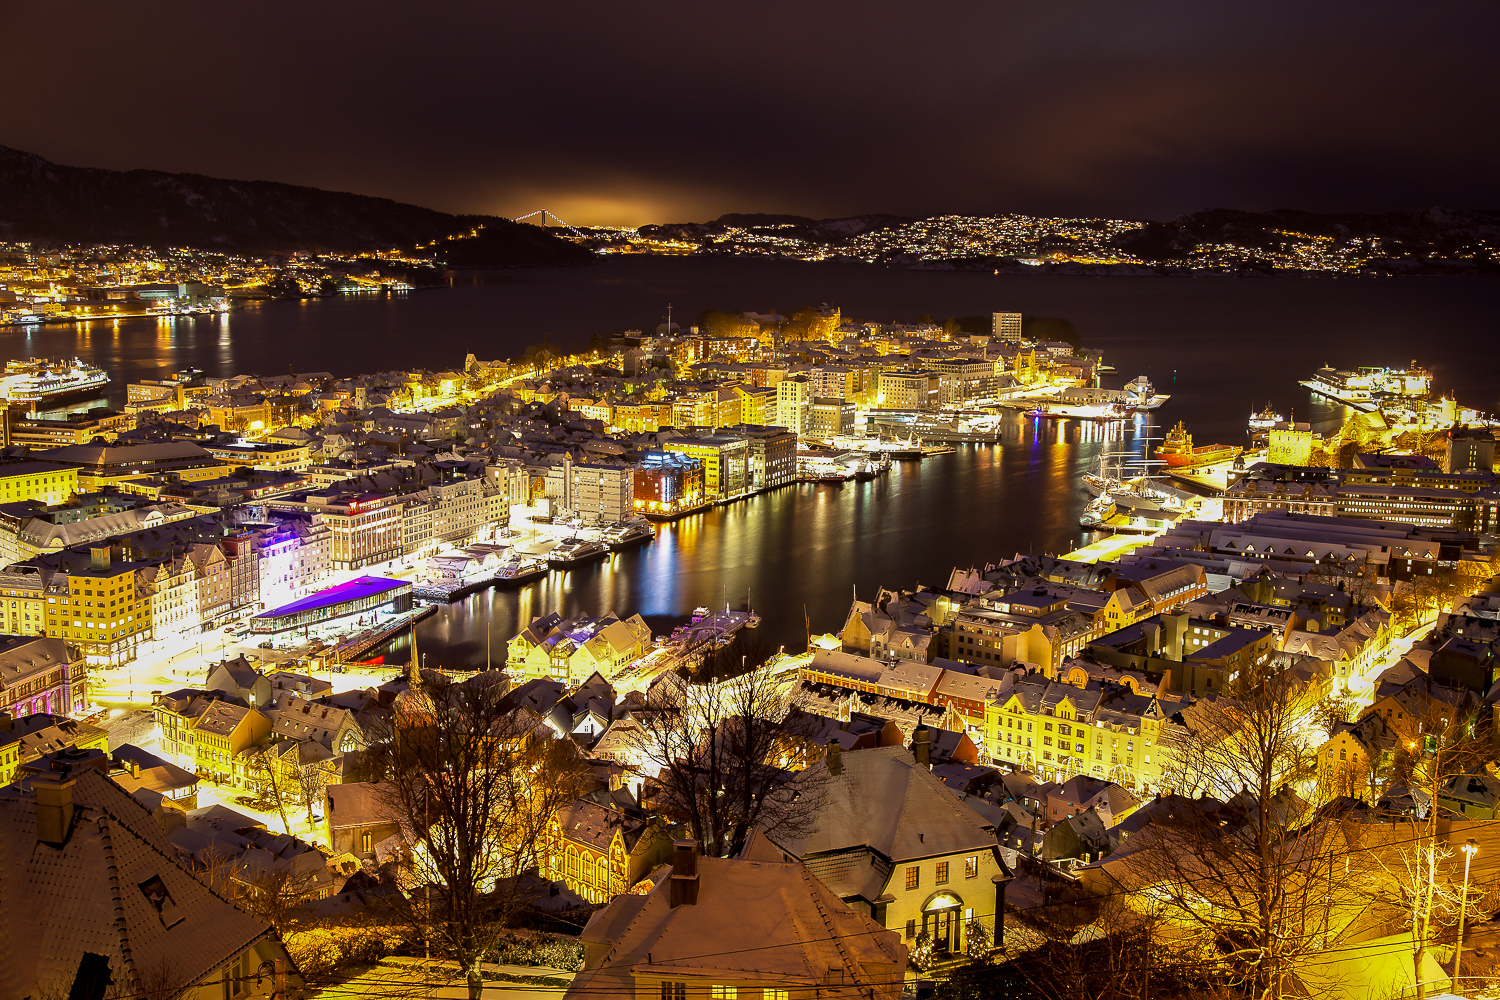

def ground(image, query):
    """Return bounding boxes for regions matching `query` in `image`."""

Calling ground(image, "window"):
[360,831,372,854]
[936,861,949,884]
[711,988,737,1000]
[660,983,686,1000]
[906,919,917,939]
[765,992,789,1000]
[905,866,919,890]
[965,856,979,879]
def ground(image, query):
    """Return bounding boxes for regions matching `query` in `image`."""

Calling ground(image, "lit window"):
[905,866,919,890]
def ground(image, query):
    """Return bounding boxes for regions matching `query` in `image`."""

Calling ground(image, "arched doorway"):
[921,892,965,955]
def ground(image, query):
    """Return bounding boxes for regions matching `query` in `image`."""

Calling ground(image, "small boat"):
[690,606,711,623]
[1079,496,1115,528]
[744,614,761,629]
[546,538,610,568]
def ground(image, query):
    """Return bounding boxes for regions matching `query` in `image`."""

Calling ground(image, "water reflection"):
[405,414,1111,669]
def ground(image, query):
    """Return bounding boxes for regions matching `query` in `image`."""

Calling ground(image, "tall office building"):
[992,312,1023,343]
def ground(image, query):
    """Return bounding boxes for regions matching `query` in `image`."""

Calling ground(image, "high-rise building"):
[665,436,749,503]
[725,425,798,492]
[775,376,811,436]
[992,312,1023,343]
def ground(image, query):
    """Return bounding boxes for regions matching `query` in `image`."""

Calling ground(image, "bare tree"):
[1367,698,1491,1000]
[631,664,822,858]
[1115,660,1352,1000]
[365,671,588,1000]
[247,742,297,834]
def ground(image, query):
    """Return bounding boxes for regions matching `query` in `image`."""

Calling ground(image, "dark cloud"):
[0,1,1493,224]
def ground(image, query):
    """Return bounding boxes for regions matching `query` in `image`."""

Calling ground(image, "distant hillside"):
[0,145,592,265]
[623,206,1500,274]
[1111,207,1500,274]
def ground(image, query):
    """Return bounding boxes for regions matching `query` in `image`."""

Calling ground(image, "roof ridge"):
[799,865,861,983]
[97,813,143,992]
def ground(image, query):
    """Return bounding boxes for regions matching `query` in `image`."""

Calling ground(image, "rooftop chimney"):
[826,741,843,776]
[913,726,932,769]
[90,545,111,571]
[34,771,76,846]
[668,839,699,908]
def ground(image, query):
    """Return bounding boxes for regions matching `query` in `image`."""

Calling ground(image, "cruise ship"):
[1300,363,1432,411]
[1156,421,1241,468]
[0,358,109,406]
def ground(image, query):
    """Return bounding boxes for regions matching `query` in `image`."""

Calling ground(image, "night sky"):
[3,2,1495,226]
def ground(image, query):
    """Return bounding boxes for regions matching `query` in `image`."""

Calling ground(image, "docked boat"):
[1027,400,1131,420]
[690,606,712,623]
[1123,375,1171,410]
[1156,421,1242,468]
[0,357,109,406]
[494,555,549,587]
[1299,363,1431,411]
[1079,495,1115,528]
[546,538,609,568]
[1248,402,1284,430]
[602,520,655,551]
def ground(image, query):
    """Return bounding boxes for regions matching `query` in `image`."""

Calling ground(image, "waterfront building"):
[665,434,749,503]
[249,576,411,635]
[876,369,939,410]
[542,454,633,524]
[506,611,653,684]
[1267,421,1314,466]
[807,396,856,441]
[632,451,706,517]
[725,424,798,492]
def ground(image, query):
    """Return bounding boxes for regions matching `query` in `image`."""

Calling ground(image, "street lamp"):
[1455,838,1479,991]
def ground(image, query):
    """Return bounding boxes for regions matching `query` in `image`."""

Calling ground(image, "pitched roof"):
[0,769,277,996]
[774,746,996,864]
[571,854,903,997]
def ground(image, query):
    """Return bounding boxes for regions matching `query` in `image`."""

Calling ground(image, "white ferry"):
[0,358,109,406]
[1123,375,1171,410]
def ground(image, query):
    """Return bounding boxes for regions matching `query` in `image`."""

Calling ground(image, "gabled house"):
[570,840,906,1000]
[0,764,299,999]
[765,745,1009,961]
[543,797,673,904]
